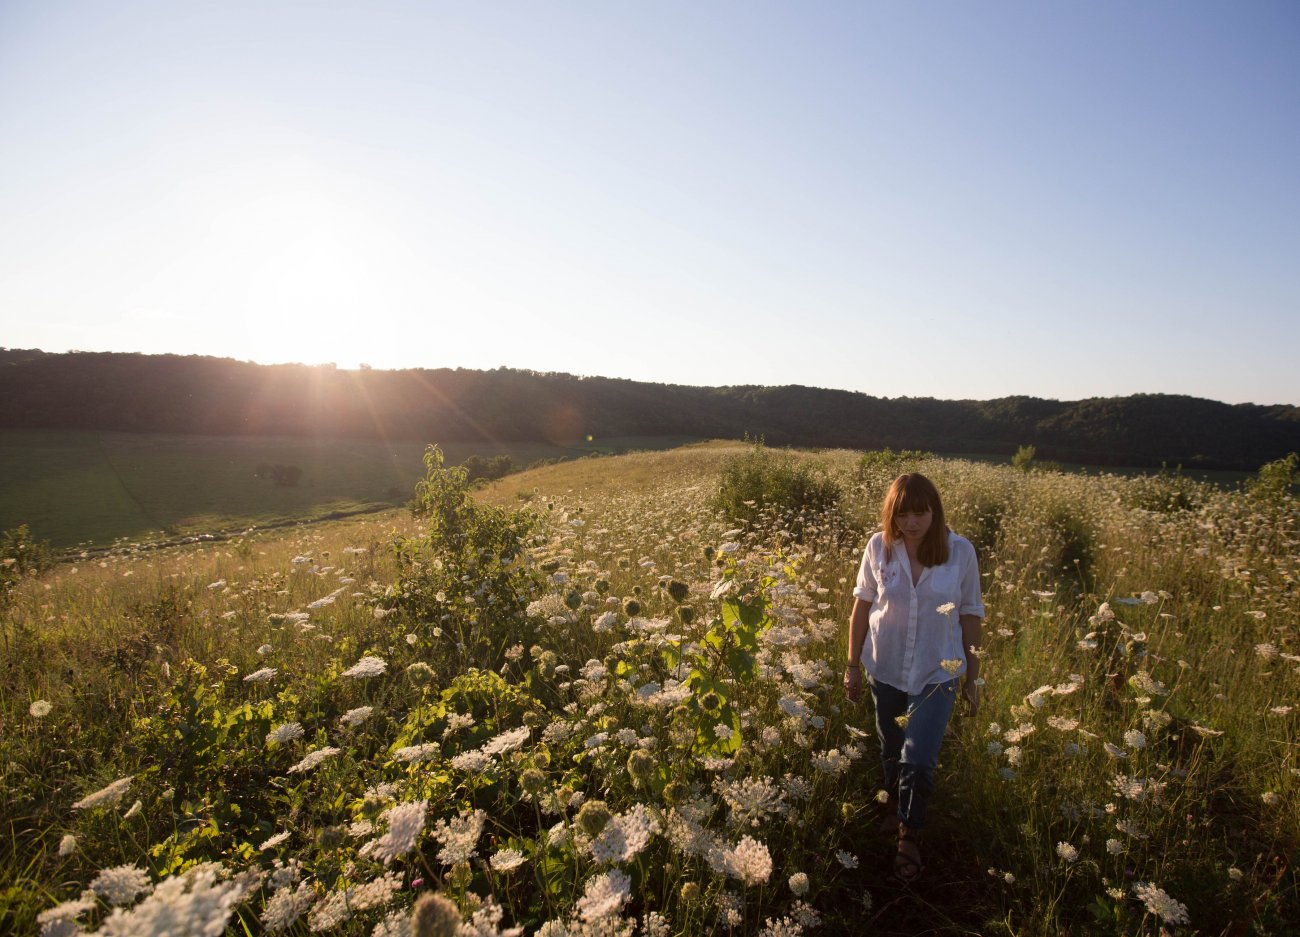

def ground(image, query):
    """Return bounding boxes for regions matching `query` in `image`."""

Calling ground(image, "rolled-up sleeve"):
[852,537,879,603]
[958,539,985,618]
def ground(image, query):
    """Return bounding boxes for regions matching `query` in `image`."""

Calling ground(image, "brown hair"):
[881,473,949,567]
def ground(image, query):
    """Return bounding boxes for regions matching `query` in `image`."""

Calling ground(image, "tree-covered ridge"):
[2,349,1297,469]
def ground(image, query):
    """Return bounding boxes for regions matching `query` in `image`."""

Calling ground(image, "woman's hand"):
[962,678,981,718]
[844,664,863,703]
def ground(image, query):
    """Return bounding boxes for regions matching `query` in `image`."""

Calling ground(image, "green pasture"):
[0,430,699,549]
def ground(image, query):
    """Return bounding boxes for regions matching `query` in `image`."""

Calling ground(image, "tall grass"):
[1,444,1295,935]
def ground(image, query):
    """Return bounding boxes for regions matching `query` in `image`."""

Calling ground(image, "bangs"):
[897,484,935,514]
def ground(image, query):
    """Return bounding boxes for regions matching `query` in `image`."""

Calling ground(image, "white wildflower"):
[72,776,133,811]
[267,722,304,745]
[341,655,387,678]
[286,747,341,773]
[90,865,153,905]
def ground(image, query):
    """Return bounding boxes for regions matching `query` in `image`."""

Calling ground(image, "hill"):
[2,349,1297,469]
[2,445,1295,934]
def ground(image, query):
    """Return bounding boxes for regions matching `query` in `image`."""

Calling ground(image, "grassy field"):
[0,429,700,549]
[2,444,1296,935]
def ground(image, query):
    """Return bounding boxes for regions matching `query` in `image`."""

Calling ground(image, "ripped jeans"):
[869,676,959,831]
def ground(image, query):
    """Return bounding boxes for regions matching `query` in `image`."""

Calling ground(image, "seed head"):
[576,800,613,837]
[411,892,462,937]
[627,750,656,784]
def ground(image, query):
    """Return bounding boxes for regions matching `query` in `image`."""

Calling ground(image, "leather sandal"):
[894,826,923,884]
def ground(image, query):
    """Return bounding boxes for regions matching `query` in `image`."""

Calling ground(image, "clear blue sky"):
[2,1,1297,404]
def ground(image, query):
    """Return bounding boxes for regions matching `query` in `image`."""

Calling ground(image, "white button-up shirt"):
[852,530,985,695]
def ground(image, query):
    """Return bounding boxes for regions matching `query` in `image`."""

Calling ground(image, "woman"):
[843,473,984,883]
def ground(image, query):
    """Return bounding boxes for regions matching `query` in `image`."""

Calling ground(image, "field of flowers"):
[2,441,1296,935]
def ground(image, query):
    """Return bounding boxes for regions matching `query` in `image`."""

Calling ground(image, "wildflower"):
[243,667,277,684]
[57,834,77,857]
[1261,791,1280,806]
[368,800,427,865]
[590,804,659,864]
[1103,742,1128,759]
[342,655,387,678]
[1106,838,1124,855]
[1132,881,1190,926]
[339,706,373,728]
[483,726,531,756]
[812,749,851,776]
[97,865,246,936]
[788,872,809,896]
[286,746,340,773]
[261,831,290,851]
[1128,671,1167,696]
[577,869,632,922]
[1228,867,1243,882]
[263,881,315,932]
[72,776,133,811]
[1055,842,1079,863]
[122,799,143,820]
[90,864,153,905]
[713,836,773,885]
[490,848,526,872]
[29,699,52,718]
[1123,730,1147,750]
[940,658,963,675]
[406,662,435,685]
[396,742,441,764]
[36,892,97,930]
[894,713,911,729]
[450,750,492,772]
[267,722,304,745]
[257,644,273,655]
[1255,642,1278,660]
[835,850,859,869]
[714,723,734,740]
[431,808,486,866]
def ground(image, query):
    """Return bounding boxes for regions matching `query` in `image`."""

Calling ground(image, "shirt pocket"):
[873,563,902,598]
[928,563,961,603]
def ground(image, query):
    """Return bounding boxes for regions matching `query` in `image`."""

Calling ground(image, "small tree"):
[1249,452,1298,501]
[1011,444,1037,472]
[389,446,540,670]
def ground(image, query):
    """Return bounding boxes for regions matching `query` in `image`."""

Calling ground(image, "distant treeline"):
[2,349,1297,470]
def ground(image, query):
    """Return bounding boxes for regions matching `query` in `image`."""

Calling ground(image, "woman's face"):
[895,505,933,544]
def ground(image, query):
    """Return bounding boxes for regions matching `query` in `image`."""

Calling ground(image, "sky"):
[1,1,1298,405]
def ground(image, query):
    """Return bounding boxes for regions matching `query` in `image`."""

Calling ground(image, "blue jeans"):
[869,676,959,831]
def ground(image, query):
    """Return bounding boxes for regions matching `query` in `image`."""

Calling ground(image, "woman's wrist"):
[845,661,861,671]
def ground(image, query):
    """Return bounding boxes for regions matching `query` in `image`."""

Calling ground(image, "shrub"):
[1,524,53,606]
[1249,451,1298,501]
[390,446,540,673]
[714,441,841,531]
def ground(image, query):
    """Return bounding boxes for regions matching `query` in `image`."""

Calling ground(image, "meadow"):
[0,430,700,549]
[1,442,1296,936]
